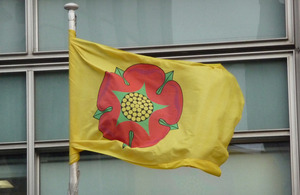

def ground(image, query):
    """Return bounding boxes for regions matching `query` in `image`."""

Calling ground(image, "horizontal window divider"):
[231,129,290,144]
[1,41,295,62]
[148,46,295,59]
[33,37,292,56]
[0,63,69,71]
[165,50,294,62]
[0,49,296,69]
[119,39,293,56]
[0,142,27,152]
[35,139,69,152]
[31,42,295,59]
[131,43,295,58]
[0,52,28,57]
[0,55,69,64]
[32,50,69,55]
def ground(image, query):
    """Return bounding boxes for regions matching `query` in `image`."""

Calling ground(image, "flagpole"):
[65,2,79,195]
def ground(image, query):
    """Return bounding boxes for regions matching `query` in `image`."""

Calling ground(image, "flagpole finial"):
[64,3,79,31]
[64,3,79,11]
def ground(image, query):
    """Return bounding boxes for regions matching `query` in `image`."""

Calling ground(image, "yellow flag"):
[69,30,244,177]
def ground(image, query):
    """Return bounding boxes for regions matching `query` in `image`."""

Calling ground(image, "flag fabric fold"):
[69,30,244,177]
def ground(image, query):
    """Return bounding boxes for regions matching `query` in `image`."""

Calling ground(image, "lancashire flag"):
[69,30,244,176]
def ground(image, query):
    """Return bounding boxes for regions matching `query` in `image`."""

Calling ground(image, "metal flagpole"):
[64,2,79,195]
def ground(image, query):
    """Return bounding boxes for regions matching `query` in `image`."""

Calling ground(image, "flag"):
[69,30,244,177]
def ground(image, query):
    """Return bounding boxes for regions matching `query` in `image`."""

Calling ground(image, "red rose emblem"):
[94,64,183,148]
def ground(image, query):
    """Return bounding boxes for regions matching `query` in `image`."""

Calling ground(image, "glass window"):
[39,142,290,195]
[0,72,26,142]
[35,70,69,141]
[0,0,26,53]
[38,0,286,51]
[223,58,289,131]
[0,154,27,194]
[40,153,69,195]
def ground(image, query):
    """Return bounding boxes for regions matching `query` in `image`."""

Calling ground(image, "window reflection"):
[0,154,27,195]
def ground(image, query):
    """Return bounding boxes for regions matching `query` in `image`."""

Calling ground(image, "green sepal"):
[122,131,134,148]
[93,106,113,120]
[122,143,128,148]
[159,118,179,130]
[156,71,174,95]
[129,130,134,147]
[115,67,129,85]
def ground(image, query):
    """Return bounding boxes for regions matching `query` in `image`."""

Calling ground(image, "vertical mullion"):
[32,0,39,53]
[288,54,300,195]
[27,70,35,195]
[35,150,39,195]
[285,0,294,42]
[27,0,35,56]
[25,0,28,54]
[293,0,300,194]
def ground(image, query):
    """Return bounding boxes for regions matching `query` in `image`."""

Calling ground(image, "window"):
[35,70,69,141]
[0,72,26,142]
[0,0,26,54]
[0,154,27,194]
[37,0,290,51]
[224,58,289,131]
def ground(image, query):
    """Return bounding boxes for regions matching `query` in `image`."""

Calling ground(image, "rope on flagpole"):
[65,2,79,195]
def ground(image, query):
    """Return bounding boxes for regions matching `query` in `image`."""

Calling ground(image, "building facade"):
[0,0,299,194]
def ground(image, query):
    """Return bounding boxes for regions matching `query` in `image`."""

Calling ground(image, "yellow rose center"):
[121,92,154,122]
